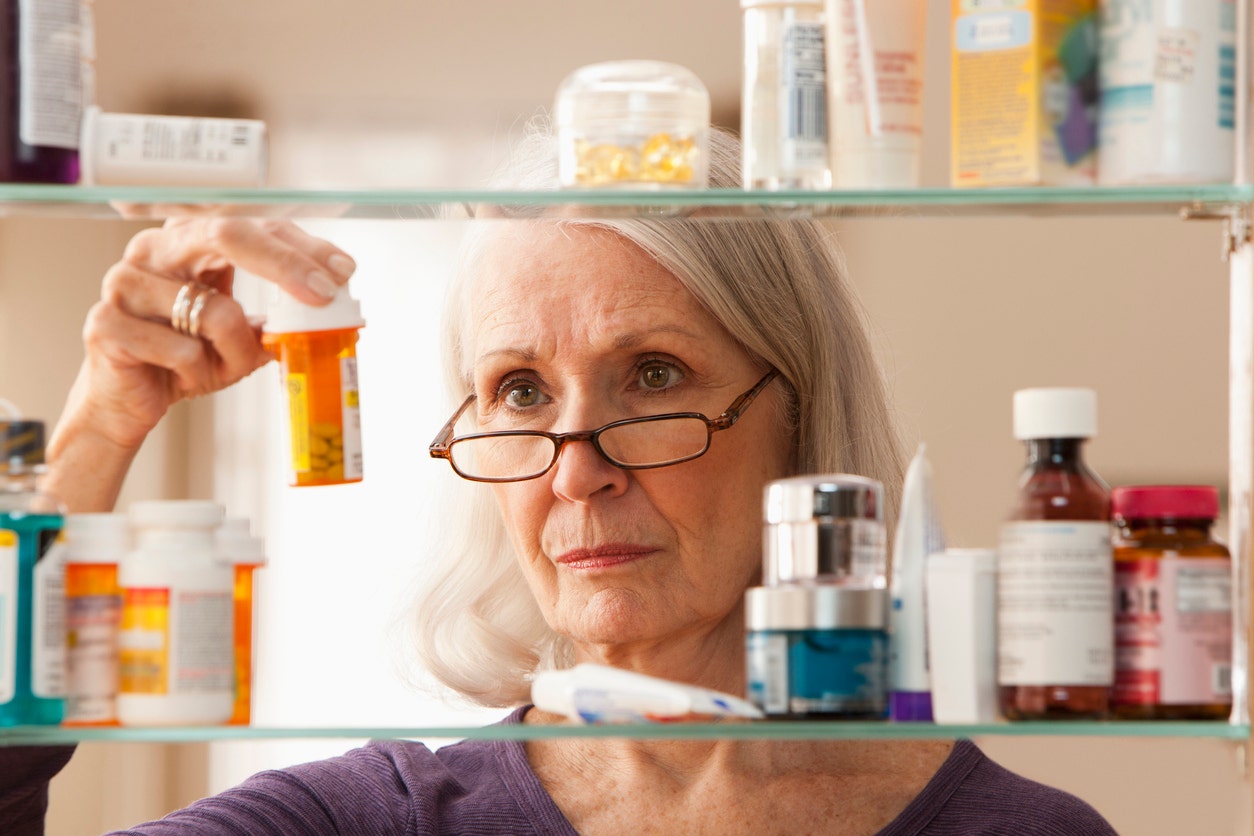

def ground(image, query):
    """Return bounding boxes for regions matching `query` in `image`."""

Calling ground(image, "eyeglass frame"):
[428,368,781,483]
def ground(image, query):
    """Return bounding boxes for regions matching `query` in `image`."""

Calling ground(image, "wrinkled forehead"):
[451,220,689,361]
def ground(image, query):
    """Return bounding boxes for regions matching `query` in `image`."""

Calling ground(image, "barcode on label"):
[788,89,827,142]
[1214,664,1232,697]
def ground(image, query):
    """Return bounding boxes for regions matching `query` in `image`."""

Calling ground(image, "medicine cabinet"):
[3,0,1254,832]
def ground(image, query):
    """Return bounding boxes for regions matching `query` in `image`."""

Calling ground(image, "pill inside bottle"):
[262,284,365,487]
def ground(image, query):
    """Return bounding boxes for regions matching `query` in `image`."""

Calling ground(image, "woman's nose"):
[549,434,628,502]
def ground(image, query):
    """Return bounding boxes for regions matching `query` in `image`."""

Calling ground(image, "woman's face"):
[466,224,792,658]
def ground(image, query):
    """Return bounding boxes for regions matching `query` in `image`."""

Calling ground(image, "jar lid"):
[129,500,224,530]
[745,585,888,630]
[0,420,45,471]
[764,474,882,524]
[64,513,132,562]
[1012,387,1097,440]
[1112,485,1220,521]
[554,60,710,128]
[263,283,365,335]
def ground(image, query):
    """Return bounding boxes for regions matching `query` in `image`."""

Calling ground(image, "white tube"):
[889,443,945,721]
[824,0,927,187]
[531,664,764,724]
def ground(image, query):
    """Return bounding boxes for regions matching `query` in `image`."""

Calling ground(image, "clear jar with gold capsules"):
[1111,485,1232,720]
[262,284,364,487]
[555,60,710,189]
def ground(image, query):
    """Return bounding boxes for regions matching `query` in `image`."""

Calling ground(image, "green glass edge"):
[0,720,1246,746]
[0,183,1248,217]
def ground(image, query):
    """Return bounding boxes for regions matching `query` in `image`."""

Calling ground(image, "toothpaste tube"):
[889,443,945,721]
[530,663,764,724]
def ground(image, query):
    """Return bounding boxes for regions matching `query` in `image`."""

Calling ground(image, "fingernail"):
[307,271,339,300]
[327,253,356,281]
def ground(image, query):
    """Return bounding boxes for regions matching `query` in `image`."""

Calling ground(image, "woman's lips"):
[555,545,658,570]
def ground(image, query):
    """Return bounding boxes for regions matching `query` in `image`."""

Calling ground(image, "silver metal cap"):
[762,474,887,585]
[745,584,888,631]
[764,474,882,524]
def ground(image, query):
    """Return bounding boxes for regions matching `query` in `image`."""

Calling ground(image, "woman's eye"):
[640,363,679,390]
[504,383,542,408]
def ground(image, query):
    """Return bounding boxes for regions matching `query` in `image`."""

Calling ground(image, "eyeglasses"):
[429,369,780,483]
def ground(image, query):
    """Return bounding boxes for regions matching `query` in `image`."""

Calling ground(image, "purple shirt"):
[3,709,1117,835]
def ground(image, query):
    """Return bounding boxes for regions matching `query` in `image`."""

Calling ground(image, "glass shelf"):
[0,183,1248,221]
[0,720,1246,746]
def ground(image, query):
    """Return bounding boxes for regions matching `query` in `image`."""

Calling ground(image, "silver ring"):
[170,282,197,335]
[171,282,212,337]
[187,286,218,339]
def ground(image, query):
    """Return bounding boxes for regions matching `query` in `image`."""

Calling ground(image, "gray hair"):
[408,121,904,707]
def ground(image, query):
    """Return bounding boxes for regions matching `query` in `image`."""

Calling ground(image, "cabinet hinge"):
[1179,203,1252,261]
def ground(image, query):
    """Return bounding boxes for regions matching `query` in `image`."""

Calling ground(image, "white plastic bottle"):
[117,500,233,726]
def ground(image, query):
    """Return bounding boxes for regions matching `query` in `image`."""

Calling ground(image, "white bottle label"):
[0,532,17,703]
[997,520,1114,687]
[31,534,66,698]
[780,20,828,169]
[173,589,233,693]
[18,0,82,150]
[746,631,790,714]
[66,586,121,723]
[340,356,364,480]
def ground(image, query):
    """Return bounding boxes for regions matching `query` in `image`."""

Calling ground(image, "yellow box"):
[951,0,1098,187]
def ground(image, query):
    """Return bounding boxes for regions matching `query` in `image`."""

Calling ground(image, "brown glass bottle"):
[998,389,1112,720]
[1111,486,1231,720]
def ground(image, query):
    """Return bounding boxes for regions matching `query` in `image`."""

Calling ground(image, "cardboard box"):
[951,0,1098,187]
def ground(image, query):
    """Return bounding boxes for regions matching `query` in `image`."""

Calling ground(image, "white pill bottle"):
[117,500,234,726]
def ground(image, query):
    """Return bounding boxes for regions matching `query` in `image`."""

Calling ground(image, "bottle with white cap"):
[997,387,1113,720]
[261,284,365,487]
[117,500,233,726]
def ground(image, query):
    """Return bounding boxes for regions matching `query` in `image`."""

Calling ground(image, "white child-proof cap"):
[263,284,365,335]
[128,500,224,530]
[1012,387,1098,440]
[63,513,132,563]
[215,517,267,565]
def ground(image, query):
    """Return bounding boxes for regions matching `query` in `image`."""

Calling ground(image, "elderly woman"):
[4,130,1116,834]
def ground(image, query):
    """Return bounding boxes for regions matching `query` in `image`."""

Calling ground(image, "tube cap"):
[1012,387,1097,440]
[263,284,365,334]
[0,420,45,470]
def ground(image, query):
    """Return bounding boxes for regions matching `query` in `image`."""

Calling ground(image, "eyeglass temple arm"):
[429,394,477,456]
[709,369,780,431]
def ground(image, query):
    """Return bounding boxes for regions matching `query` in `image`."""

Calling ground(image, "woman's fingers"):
[124,217,356,306]
[100,261,271,383]
[85,293,270,402]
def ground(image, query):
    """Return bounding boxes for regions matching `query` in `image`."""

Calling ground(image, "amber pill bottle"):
[261,285,365,487]
[1111,485,1232,720]
[998,388,1113,720]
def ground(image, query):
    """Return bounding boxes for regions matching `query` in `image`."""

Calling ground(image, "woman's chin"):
[559,587,671,647]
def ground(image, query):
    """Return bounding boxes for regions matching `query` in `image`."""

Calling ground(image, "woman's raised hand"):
[45,217,356,511]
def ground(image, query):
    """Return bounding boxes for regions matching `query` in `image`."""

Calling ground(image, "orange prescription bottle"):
[215,517,266,725]
[63,513,129,726]
[261,284,365,487]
